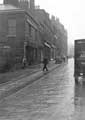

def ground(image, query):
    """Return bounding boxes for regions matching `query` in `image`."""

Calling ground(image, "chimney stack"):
[19,0,29,10]
[4,0,19,7]
[29,0,35,9]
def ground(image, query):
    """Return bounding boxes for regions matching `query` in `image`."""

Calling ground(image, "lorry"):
[74,39,85,82]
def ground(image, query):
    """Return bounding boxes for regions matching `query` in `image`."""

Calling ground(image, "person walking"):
[43,57,48,71]
[22,57,27,69]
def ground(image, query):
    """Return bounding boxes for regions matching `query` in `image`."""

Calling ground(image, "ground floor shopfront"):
[43,42,56,61]
[25,44,43,65]
[25,42,52,65]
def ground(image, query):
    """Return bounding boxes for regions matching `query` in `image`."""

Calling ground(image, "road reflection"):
[73,77,85,119]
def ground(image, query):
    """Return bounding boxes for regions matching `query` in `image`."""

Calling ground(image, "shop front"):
[43,42,51,60]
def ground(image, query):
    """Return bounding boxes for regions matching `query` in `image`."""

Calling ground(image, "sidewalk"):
[0,61,55,84]
[0,61,61,100]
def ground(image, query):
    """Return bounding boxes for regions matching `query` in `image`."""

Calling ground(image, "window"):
[29,24,32,36]
[35,30,37,41]
[8,19,16,36]
[25,22,29,36]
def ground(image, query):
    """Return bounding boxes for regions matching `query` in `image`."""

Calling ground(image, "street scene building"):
[0,0,68,72]
[0,4,25,71]
[0,1,85,120]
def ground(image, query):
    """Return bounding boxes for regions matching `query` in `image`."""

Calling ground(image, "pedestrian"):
[43,57,48,71]
[22,57,26,69]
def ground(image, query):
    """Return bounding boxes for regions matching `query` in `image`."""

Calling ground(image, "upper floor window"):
[25,22,29,36]
[29,24,32,36]
[8,19,16,36]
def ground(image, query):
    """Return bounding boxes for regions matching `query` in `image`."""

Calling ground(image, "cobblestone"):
[0,61,61,99]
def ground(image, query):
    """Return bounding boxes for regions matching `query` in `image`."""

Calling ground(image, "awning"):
[51,44,56,48]
[26,41,38,48]
[44,42,51,48]
[27,19,38,30]
[26,41,44,48]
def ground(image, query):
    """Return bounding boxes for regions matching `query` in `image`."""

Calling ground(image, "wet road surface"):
[0,58,85,120]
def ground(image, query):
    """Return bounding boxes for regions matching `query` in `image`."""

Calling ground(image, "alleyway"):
[0,58,85,120]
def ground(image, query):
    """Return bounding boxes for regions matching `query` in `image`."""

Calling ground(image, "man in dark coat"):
[43,58,48,71]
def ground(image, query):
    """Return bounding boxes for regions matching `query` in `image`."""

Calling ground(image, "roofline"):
[25,11,40,26]
[75,39,85,41]
[0,9,25,14]
[0,4,25,13]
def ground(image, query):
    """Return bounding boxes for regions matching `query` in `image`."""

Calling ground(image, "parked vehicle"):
[74,39,85,82]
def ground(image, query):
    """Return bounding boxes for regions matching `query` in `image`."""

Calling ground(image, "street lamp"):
[23,41,27,59]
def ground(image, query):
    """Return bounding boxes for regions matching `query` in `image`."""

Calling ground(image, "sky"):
[0,0,85,46]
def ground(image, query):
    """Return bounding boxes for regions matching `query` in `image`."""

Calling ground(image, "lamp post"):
[23,41,27,59]
[22,41,27,67]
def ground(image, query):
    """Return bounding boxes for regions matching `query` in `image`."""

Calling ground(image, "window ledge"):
[7,35,16,37]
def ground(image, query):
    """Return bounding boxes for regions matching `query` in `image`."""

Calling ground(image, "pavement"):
[0,60,61,100]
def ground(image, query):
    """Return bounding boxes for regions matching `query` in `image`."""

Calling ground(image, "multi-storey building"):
[51,16,68,58]
[1,0,68,72]
[18,0,43,64]
[25,12,43,64]
[3,0,43,66]
[0,4,25,71]
[34,9,54,60]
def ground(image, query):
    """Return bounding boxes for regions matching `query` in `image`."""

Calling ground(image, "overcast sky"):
[0,0,85,45]
[35,0,85,45]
